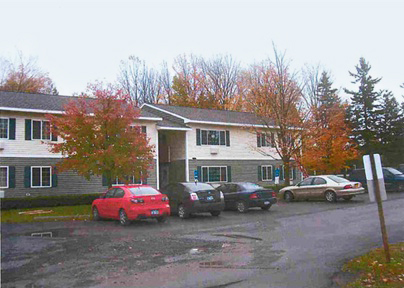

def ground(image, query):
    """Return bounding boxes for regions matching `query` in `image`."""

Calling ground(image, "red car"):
[92,185,170,226]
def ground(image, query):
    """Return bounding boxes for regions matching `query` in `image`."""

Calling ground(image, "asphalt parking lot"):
[2,192,404,288]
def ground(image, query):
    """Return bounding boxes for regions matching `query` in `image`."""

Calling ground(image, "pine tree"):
[317,72,340,125]
[344,58,381,154]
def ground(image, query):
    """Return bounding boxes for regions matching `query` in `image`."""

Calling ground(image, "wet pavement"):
[1,193,404,287]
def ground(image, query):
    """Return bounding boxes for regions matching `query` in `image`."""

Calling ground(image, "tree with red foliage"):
[47,83,154,188]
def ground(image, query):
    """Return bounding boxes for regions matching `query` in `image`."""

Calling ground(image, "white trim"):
[31,119,52,141]
[261,165,273,182]
[0,107,64,114]
[157,126,192,131]
[187,120,277,129]
[138,116,163,121]
[141,104,189,122]
[199,129,227,146]
[188,157,281,160]
[185,131,189,182]
[0,166,9,188]
[0,154,64,158]
[0,118,10,139]
[155,128,160,190]
[201,166,228,183]
[31,166,52,188]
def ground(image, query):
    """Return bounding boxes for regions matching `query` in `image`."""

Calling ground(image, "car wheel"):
[261,205,271,210]
[92,206,101,221]
[284,191,294,202]
[343,196,353,201]
[210,211,221,217]
[119,209,129,226]
[325,191,337,203]
[236,201,247,213]
[178,204,189,219]
[156,216,167,223]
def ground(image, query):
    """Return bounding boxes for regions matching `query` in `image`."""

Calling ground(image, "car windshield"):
[239,183,264,190]
[183,182,214,192]
[327,175,350,183]
[386,167,403,175]
[128,187,161,196]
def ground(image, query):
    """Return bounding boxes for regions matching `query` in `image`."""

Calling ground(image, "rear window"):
[128,187,161,196]
[183,183,214,192]
[327,175,350,183]
[239,183,264,190]
[385,167,403,175]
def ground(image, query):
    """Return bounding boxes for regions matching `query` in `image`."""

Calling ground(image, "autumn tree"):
[0,53,58,95]
[302,71,358,174]
[244,47,305,185]
[344,58,381,154]
[47,83,154,188]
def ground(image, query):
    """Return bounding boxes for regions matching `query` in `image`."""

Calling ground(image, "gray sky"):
[1,0,403,101]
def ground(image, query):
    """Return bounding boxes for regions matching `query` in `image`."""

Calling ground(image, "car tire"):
[284,191,294,202]
[343,196,353,201]
[156,216,167,223]
[325,191,337,203]
[236,201,247,213]
[92,206,101,221]
[210,211,221,217]
[261,205,271,210]
[119,209,129,226]
[178,204,189,219]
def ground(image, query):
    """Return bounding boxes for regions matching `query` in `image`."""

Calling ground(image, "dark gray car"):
[160,182,225,219]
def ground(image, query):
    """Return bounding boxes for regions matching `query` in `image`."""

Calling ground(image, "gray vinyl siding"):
[0,157,158,198]
[188,159,301,185]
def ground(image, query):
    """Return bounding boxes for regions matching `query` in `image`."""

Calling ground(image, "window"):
[0,166,8,188]
[32,120,51,140]
[0,118,9,139]
[129,187,160,196]
[31,166,52,188]
[257,132,275,147]
[299,177,313,186]
[201,166,227,182]
[313,177,327,185]
[112,175,143,186]
[198,129,227,146]
[262,165,273,181]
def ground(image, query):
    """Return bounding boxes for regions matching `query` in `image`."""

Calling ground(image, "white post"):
[185,131,189,182]
[155,128,160,190]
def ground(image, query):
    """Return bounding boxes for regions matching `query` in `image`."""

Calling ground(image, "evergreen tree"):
[344,58,381,154]
[317,72,340,125]
[376,91,404,165]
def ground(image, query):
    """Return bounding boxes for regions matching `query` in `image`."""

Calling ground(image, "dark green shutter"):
[141,126,147,134]
[9,118,16,140]
[25,119,32,140]
[226,130,230,146]
[9,166,15,188]
[272,165,275,180]
[227,166,232,182]
[258,166,262,181]
[197,166,201,181]
[52,167,58,187]
[196,129,201,146]
[257,133,261,147]
[51,125,58,141]
[24,166,31,188]
[280,165,284,181]
[102,174,108,186]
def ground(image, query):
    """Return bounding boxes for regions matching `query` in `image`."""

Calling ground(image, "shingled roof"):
[0,91,160,119]
[143,104,274,127]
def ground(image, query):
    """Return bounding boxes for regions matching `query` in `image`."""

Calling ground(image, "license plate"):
[354,184,359,188]
[207,196,214,201]
[264,201,270,205]
[151,210,159,215]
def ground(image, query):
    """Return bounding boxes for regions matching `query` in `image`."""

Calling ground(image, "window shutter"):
[197,166,201,181]
[226,130,230,146]
[51,125,58,142]
[9,166,16,188]
[258,166,262,181]
[52,167,58,187]
[9,118,16,140]
[272,165,276,180]
[227,166,232,182]
[102,174,108,186]
[196,129,201,146]
[280,165,284,180]
[141,126,147,134]
[24,166,31,188]
[25,119,32,140]
[257,133,261,147]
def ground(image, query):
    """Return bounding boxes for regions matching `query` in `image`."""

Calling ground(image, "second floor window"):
[0,118,8,139]
[32,120,51,140]
[257,132,275,147]
[196,129,230,146]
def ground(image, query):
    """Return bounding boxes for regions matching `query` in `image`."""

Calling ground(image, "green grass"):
[343,242,404,287]
[1,205,92,223]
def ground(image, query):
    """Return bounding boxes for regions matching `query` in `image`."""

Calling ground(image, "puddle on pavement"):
[212,233,263,241]
[25,228,72,238]
[164,248,206,263]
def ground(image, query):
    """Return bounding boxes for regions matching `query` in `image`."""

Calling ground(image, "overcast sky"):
[1,0,403,102]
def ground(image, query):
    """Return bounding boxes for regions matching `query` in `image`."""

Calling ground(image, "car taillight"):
[220,191,224,199]
[344,184,353,189]
[131,198,144,204]
[190,193,199,201]
[249,193,258,199]
[272,192,277,198]
[162,196,169,202]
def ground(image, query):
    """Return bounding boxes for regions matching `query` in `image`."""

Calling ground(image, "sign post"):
[194,170,198,183]
[274,168,280,185]
[363,153,390,262]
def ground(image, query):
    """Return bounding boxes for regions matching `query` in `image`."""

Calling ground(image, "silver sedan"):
[279,175,365,203]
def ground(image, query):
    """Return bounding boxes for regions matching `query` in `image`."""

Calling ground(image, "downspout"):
[185,130,189,182]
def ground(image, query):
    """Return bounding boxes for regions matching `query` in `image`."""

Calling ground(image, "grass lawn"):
[1,205,92,223]
[343,242,404,287]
